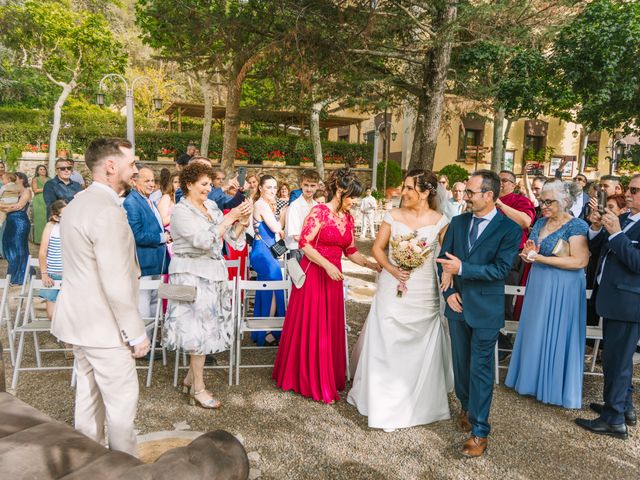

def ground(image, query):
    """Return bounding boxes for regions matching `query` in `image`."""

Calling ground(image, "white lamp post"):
[96,74,162,153]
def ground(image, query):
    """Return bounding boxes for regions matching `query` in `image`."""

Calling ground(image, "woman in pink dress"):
[273,168,380,403]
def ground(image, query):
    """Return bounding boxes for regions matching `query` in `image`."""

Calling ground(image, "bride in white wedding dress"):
[347,169,454,431]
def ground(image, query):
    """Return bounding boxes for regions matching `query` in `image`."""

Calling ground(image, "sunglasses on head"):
[629,186,640,195]
[57,166,72,171]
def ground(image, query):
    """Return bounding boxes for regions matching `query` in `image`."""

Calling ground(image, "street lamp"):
[96,74,161,153]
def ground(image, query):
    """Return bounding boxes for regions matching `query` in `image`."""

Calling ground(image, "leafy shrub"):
[437,164,469,186]
[377,161,403,190]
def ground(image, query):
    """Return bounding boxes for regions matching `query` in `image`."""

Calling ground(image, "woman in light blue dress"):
[506,181,590,409]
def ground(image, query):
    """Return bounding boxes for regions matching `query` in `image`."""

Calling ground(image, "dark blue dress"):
[249,221,285,345]
[3,203,31,285]
[505,217,588,408]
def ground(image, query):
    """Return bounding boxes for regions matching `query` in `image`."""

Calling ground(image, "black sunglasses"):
[57,166,73,171]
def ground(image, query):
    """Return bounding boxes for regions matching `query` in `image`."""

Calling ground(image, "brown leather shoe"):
[461,436,488,458]
[457,410,472,432]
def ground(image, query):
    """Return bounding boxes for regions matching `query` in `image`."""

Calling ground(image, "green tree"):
[0,0,126,173]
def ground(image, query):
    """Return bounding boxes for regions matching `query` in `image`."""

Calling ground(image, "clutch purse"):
[286,256,306,289]
[269,239,288,259]
[158,283,197,302]
[551,238,571,257]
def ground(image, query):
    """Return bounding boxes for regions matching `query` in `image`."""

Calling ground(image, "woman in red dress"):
[273,168,380,403]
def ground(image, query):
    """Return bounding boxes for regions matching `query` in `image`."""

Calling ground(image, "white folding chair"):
[137,278,165,387]
[0,275,12,363]
[172,279,237,388]
[494,285,526,384]
[10,257,41,364]
[235,279,291,385]
[343,279,352,382]
[11,277,71,390]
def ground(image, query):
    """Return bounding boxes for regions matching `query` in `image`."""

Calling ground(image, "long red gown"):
[272,203,357,403]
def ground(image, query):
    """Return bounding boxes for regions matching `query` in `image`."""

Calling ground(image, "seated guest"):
[285,169,320,261]
[123,166,169,321]
[505,181,589,408]
[42,158,82,217]
[576,174,640,439]
[605,194,627,217]
[38,200,66,320]
[163,162,252,408]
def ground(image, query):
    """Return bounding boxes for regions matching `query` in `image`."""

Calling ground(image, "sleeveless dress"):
[249,220,286,345]
[32,177,47,243]
[347,212,453,429]
[272,204,358,403]
[40,222,63,302]
[4,203,30,285]
[505,217,589,408]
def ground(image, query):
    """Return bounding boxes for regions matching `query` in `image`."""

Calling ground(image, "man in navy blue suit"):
[174,158,245,210]
[437,170,521,458]
[123,166,169,321]
[576,174,640,439]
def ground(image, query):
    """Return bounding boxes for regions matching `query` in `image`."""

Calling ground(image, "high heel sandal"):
[189,387,222,409]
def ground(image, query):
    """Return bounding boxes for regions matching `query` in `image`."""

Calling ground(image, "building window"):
[338,134,349,142]
[458,128,483,161]
[364,131,375,145]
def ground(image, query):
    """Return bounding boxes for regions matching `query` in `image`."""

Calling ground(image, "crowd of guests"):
[2,137,639,456]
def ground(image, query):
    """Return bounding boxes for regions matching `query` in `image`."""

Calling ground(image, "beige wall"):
[330,102,614,180]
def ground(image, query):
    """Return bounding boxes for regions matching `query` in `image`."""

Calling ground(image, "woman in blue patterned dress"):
[506,180,589,408]
[1,173,32,285]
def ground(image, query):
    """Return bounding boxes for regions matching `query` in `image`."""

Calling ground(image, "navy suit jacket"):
[590,212,640,323]
[438,211,521,330]
[123,190,167,276]
[175,187,245,210]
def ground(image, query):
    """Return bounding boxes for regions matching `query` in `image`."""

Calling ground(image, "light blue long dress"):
[505,217,588,409]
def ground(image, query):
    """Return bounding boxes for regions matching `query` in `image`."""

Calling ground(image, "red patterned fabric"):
[273,204,357,403]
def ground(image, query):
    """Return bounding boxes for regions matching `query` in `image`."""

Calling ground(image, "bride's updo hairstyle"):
[326,167,364,211]
[405,169,439,210]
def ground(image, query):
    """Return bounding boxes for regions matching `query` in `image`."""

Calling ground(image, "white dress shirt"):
[459,208,498,275]
[285,195,316,250]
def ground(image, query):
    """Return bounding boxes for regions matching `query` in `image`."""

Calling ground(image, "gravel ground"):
[2,240,639,479]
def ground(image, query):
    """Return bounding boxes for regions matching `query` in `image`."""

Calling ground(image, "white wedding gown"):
[347,212,454,430]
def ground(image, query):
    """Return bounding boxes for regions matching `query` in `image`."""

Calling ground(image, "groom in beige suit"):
[52,137,150,456]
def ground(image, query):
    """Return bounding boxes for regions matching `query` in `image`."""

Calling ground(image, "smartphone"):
[597,187,607,214]
[237,167,247,188]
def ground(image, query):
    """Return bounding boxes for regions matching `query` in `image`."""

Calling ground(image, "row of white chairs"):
[2,255,352,391]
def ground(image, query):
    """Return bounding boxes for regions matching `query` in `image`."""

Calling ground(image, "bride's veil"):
[434,182,449,215]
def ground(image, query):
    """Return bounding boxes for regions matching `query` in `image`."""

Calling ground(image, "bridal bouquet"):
[389,232,432,297]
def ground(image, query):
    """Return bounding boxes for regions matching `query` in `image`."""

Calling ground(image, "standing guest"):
[313,190,326,203]
[0,161,5,183]
[505,181,589,408]
[574,173,588,191]
[359,187,377,239]
[51,137,150,456]
[599,175,623,197]
[149,168,169,205]
[163,162,251,409]
[604,194,627,216]
[250,175,286,347]
[31,164,49,243]
[123,166,170,322]
[69,160,86,187]
[1,172,32,285]
[276,182,290,218]
[246,173,259,198]
[157,172,180,227]
[175,162,245,211]
[38,200,66,320]
[42,157,82,217]
[443,182,467,219]
[438,175,452,198]
[436,170,521,457]
[576,174,640,439]
[497,169,536,331]
[175,144,196,171]
[0,171,19,258]
[273,168,380,403]
[522,165,546,208]
[285,169,320,261]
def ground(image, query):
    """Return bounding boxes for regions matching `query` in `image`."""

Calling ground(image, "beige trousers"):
[73,344,139,456]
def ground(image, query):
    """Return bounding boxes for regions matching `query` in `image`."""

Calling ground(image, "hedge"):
[0,120,373,168]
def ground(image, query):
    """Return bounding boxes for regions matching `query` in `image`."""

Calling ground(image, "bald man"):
[123,166,170,320]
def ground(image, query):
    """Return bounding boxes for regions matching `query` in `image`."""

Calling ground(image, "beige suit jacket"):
[51,184,145,348]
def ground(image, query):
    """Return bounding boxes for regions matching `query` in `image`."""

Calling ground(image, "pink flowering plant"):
[389,232,432,297]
